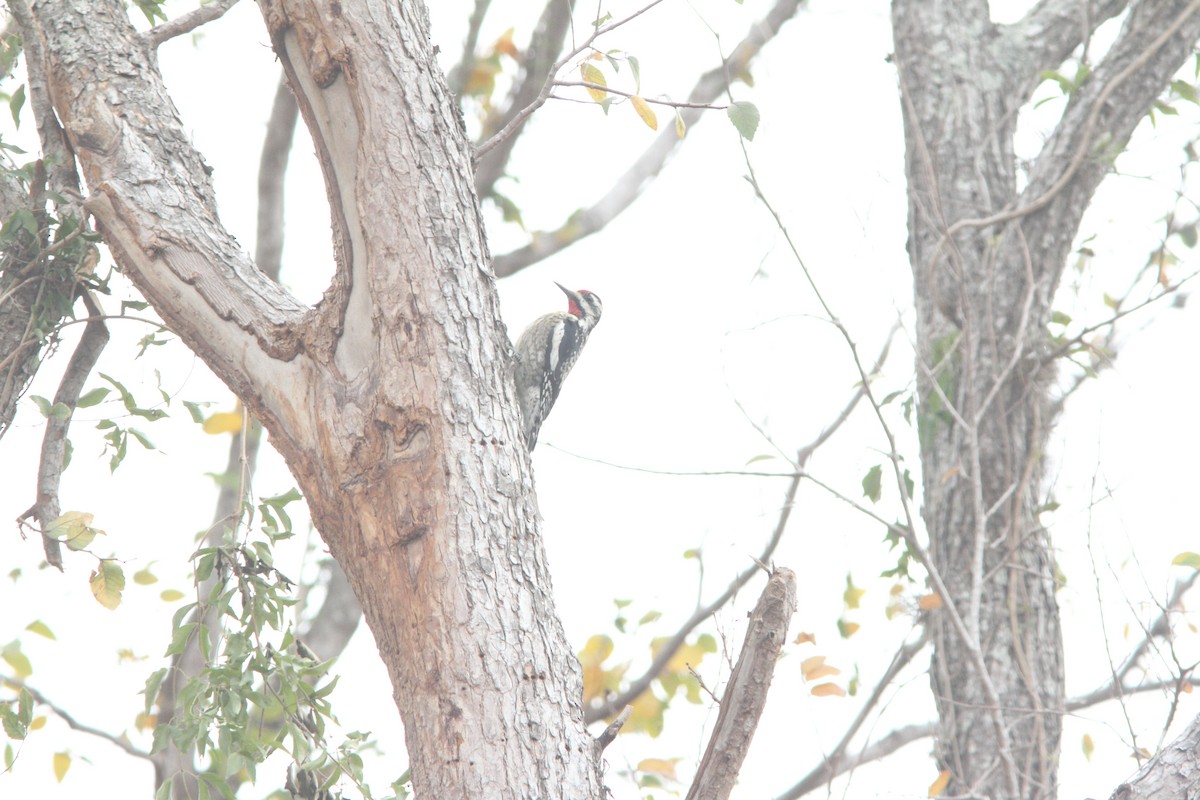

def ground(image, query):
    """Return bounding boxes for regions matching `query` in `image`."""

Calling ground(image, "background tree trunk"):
[892,1,1200,796]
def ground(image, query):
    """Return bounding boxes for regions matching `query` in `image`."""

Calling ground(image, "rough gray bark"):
[892,1,1200,797]
[1110,714,1200,800]
[29,0,603,797]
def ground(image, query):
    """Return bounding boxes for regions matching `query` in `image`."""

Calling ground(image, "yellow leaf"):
[2,641,32,678]
[53,751,70,782]
[133,566,158,585]
[843,575,866,609]
[674,109,686,138]
[800,655,826,678]
[579,635,622,704]
[160,589,186,602]
[918,593,944,609]
[805,664,841,681]
[134,712,157,732]
[580,63,608,102]
[1082,733,1094,761]
[630,96,657,130]
[928,769,951,797]
[793,631,815,645]
[492,28,518,58]
[45,511,100,550]
[627,691,666,737]
[810,682,845,697]
[202,410,243,435]
[25,621,55,640]
[90,561,125,610]
[29,716,46,731]
[636,758,678,780]
[837,619,861,638]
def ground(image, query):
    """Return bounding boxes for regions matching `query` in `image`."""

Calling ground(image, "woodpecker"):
[513,283,603,449]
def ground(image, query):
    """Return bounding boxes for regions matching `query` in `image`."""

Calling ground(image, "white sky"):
[2,0,1200,798]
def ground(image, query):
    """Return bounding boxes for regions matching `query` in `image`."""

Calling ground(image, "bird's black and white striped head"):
[556,282,602,333]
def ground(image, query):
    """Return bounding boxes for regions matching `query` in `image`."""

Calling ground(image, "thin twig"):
[475,0,669,161]
[774,628,930,800]
[553,80,728,109]
[740,141,1023,793]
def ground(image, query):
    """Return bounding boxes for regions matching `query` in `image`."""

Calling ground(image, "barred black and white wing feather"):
[513,284,603,449]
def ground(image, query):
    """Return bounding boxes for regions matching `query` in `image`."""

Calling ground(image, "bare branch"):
[685,567,796,800]
[446,0,492,99]
[999,0,1130,76]
[774,629,930,800]
[741,138,1024,793]
[584,470,799,725]
[473,0,572,198]
[4,674,152,761]
[581,327,896,725]
[492,0,807,277]
[1069,574,1200,712]
[944,0,1200,266]
[256,73,298,283]
[774,723,937,800]
[553,80,728,109]
[594,705,632,751]
[474,0,669,162]
[18,289,108,570]
[143,0,242,48]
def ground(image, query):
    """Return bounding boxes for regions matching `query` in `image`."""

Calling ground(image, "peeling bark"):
[29,0,603,796]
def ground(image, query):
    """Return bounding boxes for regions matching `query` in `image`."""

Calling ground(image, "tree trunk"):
[30,0,604,796]
[892,1,1200,796]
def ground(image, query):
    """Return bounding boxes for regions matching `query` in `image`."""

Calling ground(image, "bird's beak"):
[554,282,573,297]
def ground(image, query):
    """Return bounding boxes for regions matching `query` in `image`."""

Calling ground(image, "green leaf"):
[726,101,760,141]
[182,400,207,424]
[75,387,110,408]
[1172,79,1200,105]
[9,83,24,128]
[143,667,168,715]
[1,705,25,740]
[128,428,156,450]
[491,191,525,230]
[861,465,883,503]
[628,55,642,93]
[30,395,52,417]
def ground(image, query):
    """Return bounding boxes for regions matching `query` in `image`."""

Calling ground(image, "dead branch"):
[685,567,796,800]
